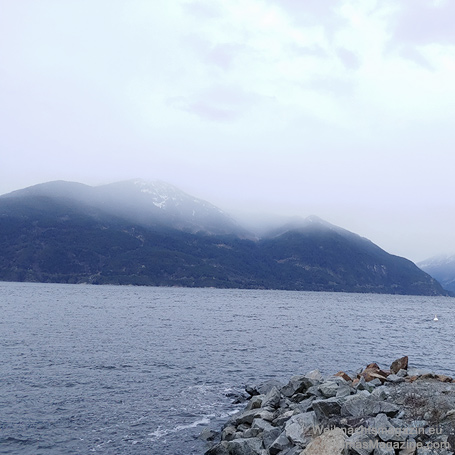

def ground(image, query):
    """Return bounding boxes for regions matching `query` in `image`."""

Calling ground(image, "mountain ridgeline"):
[0,180,448,296]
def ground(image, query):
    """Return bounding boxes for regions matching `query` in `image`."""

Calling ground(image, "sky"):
[1,0,454,263]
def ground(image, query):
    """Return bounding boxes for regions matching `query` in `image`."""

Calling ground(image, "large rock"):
[268,431,292,455]
[245,379,284,397]
[261,386,281,409]
[301,427,347,454]
[371,413,406,442]
[319,381,340,398]
[312,397,342,420]
[342,393,399,418]
[284,411,317,446]
[224,437,264,455]
[281,376,315,397]
[390,356,408,374]
[262,426,281,449]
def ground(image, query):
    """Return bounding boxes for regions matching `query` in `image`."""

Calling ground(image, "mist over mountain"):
[418,255,455,293]
[0,180,448,296]
[3,179,250,237]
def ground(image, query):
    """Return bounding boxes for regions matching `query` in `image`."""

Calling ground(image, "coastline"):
[202,356,455,454]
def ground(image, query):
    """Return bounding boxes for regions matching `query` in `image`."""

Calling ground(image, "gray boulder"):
[268,432,292,455]
[282,376,315,397]
[262,426,281,447]
[284,411,317,446]
[261,386,281,409]
[224,437,264,455]
[312,397,342,420]
[319,381,340,398]
[342,394,399,418]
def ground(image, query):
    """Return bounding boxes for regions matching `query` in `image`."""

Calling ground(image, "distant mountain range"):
[418,255,455,293]
[0,180,449,296]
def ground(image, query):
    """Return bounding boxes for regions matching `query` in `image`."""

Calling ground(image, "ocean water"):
[1,282,454,455]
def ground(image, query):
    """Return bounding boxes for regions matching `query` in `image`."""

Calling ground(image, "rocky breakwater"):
[202,356,455,455]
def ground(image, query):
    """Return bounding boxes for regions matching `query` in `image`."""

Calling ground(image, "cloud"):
[336,47,360,70]
[168,85,261,122]
[391,0,455,46]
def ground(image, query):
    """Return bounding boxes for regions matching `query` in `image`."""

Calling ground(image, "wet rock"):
[221,425,236,441]
[199,427,220,442]
[245,379,283,397]
[391,356,409,374]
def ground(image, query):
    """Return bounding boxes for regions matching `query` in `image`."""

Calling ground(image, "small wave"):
[149,417,211,442]
[0,436,37,446]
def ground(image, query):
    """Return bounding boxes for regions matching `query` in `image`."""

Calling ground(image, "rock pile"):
[203,357,455,455]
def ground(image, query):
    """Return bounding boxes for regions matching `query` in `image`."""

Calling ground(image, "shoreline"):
[202,356,455,454]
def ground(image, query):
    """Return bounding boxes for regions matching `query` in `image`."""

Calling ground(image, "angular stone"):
[205,441,230,455]
[243,427,260,438]
[284,411,317,446]
[312,398,342,420]
[245,395,263,411]
[319,381,340,398]
[262,427,282,450]
[342,394,399,418]
[245,379,284,397]
[268,431,292,454]
[251,418,274,432]
[273,409,295,427]
[306,369,323,381]
[254,409,275,422]
[261,386,281,409]
[335,371,353,382]
[345,431,377,455]
[374,444,395,455]
[337,382,353,398]
[233,409,261,425]
[373,443,395,455]
[301,427,347,455]
[371,413,406,442]
[281,376,314,397]
[221,425,236,441]
[199,427,219,441]
[386,374,405,383]
[289,396,315,413]
[224,437,264,455]
[390,356,408,374]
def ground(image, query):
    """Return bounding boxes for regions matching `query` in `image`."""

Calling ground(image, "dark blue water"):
[1,282,454,454]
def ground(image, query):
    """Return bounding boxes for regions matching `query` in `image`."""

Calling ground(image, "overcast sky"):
[1,0,454,262]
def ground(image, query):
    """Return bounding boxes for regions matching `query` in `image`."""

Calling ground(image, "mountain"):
[2,179,250,237]
[0,180,448,295]
[418,255,455,293]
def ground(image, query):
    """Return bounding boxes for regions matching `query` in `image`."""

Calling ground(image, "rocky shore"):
[201,357,455,455]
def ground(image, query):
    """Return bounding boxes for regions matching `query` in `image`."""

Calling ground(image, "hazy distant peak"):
[1,180,93,199]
